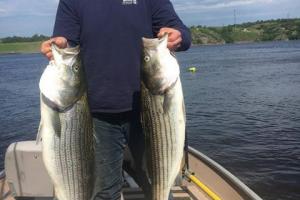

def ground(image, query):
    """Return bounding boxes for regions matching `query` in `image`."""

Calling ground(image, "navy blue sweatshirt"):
[53,0,191,113]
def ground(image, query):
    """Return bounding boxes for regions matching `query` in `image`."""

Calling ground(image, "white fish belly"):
[41,94,94,200]
[142,79,185,200]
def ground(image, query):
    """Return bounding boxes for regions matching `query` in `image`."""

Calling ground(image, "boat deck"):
[1,178,13,200]
[122,186,209,200]
[1,178,209,200]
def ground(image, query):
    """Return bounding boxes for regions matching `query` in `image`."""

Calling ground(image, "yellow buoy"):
[188,67,197,72]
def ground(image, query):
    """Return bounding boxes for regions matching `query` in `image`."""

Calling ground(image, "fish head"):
[142,34,180,95]
[39,44,85,110]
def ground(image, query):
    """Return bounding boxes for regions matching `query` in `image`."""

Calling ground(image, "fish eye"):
[144,56,150,62]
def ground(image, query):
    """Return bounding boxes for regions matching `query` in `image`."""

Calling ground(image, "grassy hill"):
[0,41,42,54]
[191,18,300,44]
[0,34,48,54]
[0,18,299,53]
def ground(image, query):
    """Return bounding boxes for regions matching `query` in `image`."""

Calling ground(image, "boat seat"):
[5,141,53,198]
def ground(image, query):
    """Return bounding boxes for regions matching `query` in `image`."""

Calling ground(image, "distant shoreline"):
[190,39,298,47]
[0,52,40,55]
[1,18,299,53]
[0,18,300,54]
[0,41,42,54]
[0,39,299,55]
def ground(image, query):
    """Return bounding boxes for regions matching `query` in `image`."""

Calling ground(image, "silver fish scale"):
[141,80,185,200]
[52,94,94,200]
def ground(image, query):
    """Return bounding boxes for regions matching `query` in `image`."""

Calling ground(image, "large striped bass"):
[141,35,186,200]
[38,45,94,200]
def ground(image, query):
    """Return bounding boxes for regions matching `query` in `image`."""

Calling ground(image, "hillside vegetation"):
[0,34,49,43]
[0,34,48,54]
[0,19,300,53]
[0,41,42,54]
[191,18,300,44]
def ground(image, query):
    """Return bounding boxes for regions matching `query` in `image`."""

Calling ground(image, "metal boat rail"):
[188,147,262,200]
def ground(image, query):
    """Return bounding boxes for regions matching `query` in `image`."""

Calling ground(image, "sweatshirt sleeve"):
[151,0,191,51]
[52,0,80,46]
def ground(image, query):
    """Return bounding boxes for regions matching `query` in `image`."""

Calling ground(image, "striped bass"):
[141,35,186,200]
[38,45,94,200]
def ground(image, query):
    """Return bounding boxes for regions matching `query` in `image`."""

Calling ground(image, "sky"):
[0,0,300,37]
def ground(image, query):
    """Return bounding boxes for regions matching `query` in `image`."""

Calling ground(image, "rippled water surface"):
[1,40,300,200]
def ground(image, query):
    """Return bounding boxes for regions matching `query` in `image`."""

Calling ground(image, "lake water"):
[0,40,300,200]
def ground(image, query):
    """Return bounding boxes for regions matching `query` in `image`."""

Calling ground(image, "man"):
[41,0,191,199]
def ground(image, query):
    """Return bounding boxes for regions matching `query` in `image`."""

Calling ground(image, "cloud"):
[0,0,58,17]
[172,0,273,12]
[0,0,299,37]
[176,0,300,27]
[0,0,58,37]
[0,8,6,15]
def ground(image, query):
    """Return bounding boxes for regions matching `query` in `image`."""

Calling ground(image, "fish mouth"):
[142,37,160,49]
[51,44,80,67]
[41,93,74,112]
[51,44,80,55]
[142,34,168,49]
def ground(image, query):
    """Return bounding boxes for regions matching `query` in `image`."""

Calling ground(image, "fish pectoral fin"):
[36,114,61,141]
[36,121,43,144]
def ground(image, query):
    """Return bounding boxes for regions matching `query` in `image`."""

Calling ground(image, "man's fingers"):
[157,27,182,50]
[40,40,52,54]
[158,31,169,38]
[40,40,53,61]
[53,37,67,48]
[46,52,53,60]
[167,37,182,51]
[158,28,175,39]
[168,31,181,42]
[158,28,181,38]
[157,28,170,38]
[40,37,67,60]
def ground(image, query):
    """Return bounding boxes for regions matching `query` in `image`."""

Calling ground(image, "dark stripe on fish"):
[52,95,93,200]
[142,84,184,200]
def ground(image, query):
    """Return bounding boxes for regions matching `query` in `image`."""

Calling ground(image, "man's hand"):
[40,37,68,60]
[157,27,182,51]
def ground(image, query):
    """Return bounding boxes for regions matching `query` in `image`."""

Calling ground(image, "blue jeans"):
[91,111,150,200]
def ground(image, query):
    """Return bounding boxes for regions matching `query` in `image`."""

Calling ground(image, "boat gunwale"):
[188,147,263,200]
